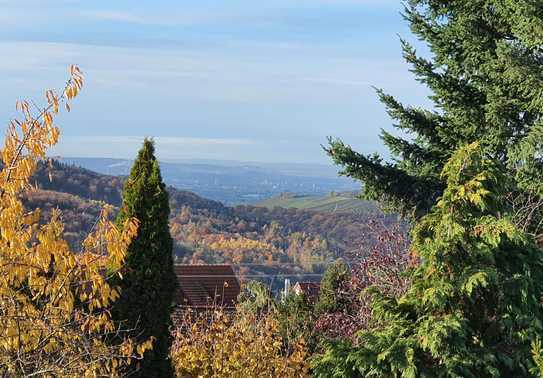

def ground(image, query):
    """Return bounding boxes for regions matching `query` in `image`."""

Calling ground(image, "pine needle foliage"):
[114,139,177,377]
[327,0,543,229]
[532,339,543,376]
[313,143,543,377]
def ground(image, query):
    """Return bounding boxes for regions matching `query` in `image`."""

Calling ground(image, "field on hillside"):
[257,192,378,214]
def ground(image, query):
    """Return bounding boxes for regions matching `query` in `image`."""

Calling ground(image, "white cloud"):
[0,0,402,32]
[0,40,411,105]
[85,10,147,23]
[56,135,254,145]
[49,136,256,160]
[156,137,255,145]
[80,9,219,26]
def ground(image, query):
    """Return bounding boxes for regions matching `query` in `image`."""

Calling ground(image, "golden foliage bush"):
[0,66,151,376]
[170,309,309,377]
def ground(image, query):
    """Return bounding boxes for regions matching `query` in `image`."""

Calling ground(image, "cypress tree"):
[114,139,176,377]
[313,143,543,376]
[327,1,543,232]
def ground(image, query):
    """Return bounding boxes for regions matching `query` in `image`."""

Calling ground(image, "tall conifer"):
[314,144,543,376]
[114,139,176,377]
[328,1,543,233]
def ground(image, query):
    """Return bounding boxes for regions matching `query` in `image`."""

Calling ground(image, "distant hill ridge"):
[58,156,360,205]
[32,160,231,215]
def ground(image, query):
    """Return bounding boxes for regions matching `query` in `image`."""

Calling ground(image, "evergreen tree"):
[315,260,350,315]
[327,1,543,233]
[114,139,177,377]
[237,280,275,315]
[276,291,317,354]
[313,143,543,376]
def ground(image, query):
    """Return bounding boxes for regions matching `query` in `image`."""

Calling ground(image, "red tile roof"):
[174,264,241,310]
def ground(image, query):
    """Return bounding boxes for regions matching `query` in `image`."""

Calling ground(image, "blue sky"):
[0,0,430,164]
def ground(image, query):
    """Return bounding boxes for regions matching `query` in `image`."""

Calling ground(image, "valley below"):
[25,160,393,292]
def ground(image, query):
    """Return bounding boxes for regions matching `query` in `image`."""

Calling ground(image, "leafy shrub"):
[170,307,309,377]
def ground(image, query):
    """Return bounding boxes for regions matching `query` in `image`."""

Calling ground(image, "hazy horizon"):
[1,0,430,164]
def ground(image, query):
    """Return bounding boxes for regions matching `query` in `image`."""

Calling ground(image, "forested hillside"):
[25,160,391,287]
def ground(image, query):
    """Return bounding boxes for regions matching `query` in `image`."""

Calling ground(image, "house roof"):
[174,264,241,309]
